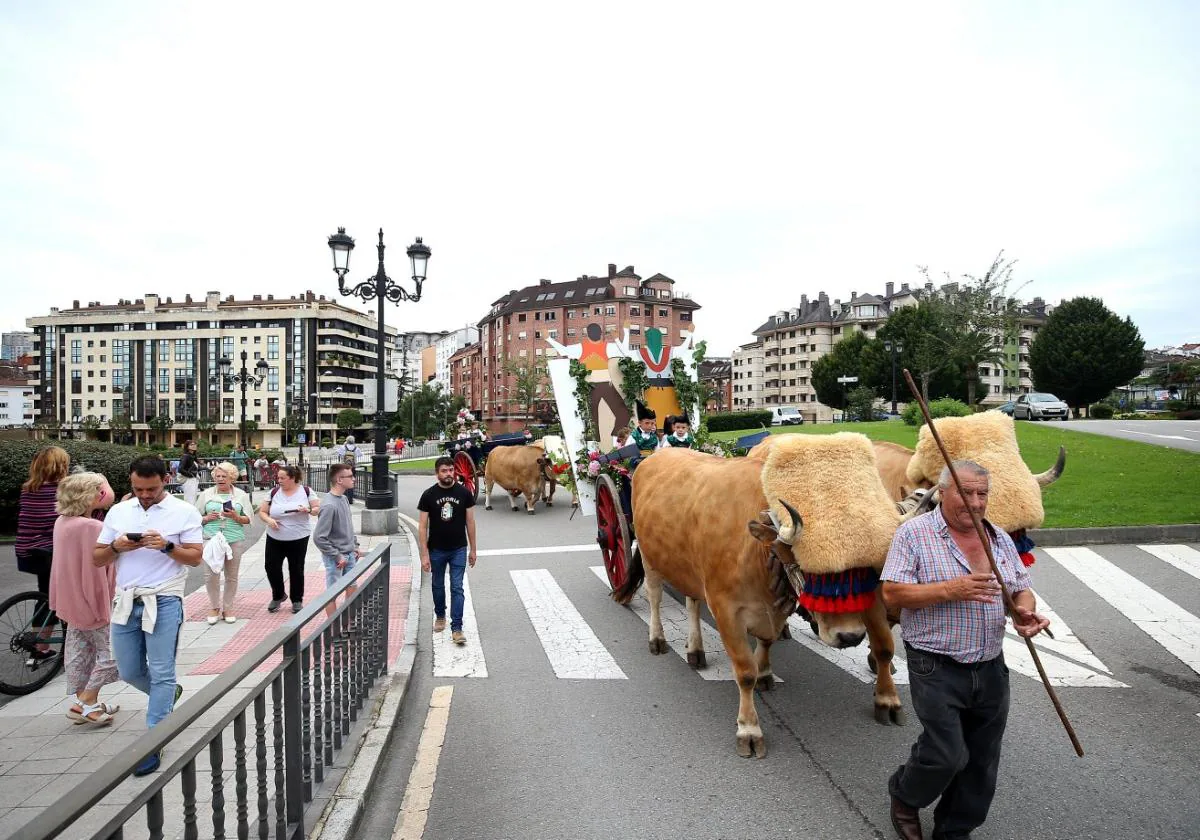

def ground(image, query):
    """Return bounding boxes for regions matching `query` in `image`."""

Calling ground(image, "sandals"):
[66,696,120,726]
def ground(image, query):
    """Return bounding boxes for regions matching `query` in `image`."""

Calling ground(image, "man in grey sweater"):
[313,463,363,617]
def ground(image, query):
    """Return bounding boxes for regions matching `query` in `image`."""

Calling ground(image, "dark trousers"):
[889,645,1010,839]
[264,536,309,604]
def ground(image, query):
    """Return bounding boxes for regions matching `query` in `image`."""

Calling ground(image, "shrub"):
[705,411,772,432]
[902,398,972,426]
[1178,409,1200,420]
[1089,403,1114,419]
[0,440,150,534]
[1166,399,1187,413]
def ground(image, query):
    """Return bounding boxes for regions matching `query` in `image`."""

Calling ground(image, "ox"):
[615,436,924,757]
[483,444,556,514]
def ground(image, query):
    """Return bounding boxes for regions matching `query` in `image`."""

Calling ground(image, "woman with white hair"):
[49,471,121,726]
[195,462,252,624]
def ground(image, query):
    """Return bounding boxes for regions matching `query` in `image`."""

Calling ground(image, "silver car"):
[1013,392,1069,421]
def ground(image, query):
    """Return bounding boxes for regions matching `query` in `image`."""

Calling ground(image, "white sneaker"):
[224,614,237,624]
[207,611,220,625]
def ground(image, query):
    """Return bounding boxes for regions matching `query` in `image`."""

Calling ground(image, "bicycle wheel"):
[0,590,67,695]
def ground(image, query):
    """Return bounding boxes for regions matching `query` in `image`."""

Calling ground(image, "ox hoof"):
[736,732,766,759]
[866,653,897,676]
[686,650,707,669]
[778,625,792,640]
[755,674,775,692]
[484,505,492,511]
[648,637,669,655]
[890,706,907,726]
[526,508,535,515]
[545,501,553,507]
[874,704,906,726]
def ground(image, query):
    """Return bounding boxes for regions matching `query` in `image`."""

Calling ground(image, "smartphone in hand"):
[126,533,143,542]
[222,500,234,511]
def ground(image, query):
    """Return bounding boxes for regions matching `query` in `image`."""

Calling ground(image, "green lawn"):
[712,422,1200,528]
[391,458,438,472]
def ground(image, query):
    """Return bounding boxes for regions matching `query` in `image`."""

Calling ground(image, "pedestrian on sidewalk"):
[15,445,71,664]
[95,455,203,776]
[335,436,361,504]
[50,471,120,727]
[260,465,320,614]
[178,440,201,504]
[881,460,1050,840]
[195,462,252,625]
[313,463,363,619]
[418,456,477,646]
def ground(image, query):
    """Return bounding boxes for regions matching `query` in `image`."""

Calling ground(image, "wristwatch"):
[161,541,175,554]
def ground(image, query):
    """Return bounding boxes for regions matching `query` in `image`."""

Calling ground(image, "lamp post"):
[211,350,269,451]
[883,339,904,416]
[328,227,430,512]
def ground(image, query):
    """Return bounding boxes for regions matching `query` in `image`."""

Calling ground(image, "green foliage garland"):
[569,359,596,439]
[617,357,649,408]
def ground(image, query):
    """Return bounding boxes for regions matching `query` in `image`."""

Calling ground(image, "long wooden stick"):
[902,369,1084,757]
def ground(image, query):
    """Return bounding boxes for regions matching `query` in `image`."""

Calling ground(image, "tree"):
[920,252,1026,406]
[281,412,305,444]
[194,414,217,445]
[846,385,878,422]
[812,331,881,409]
[336,408,363,434]
[79,415,102,438]
[502,358,548,423]
[391,383,464,439]
[107,412,133,445]
[147,414,174,444]
[1028,297,1145,416]
[877,305,952,403]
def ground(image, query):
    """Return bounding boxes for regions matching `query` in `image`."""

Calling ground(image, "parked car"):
[1013,392,1069,421]
[994,401,1015,416]
[769,406,805,426]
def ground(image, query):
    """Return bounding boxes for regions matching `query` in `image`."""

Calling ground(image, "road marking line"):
[786,616,909,685]
[589,566,754,681]
[511,569,626,679]
[1117,429,1197,441]
[1047,546,1200,680]
[478,544,597,557]
[1138,544,1200,582]
[1001,589,1126,687]
[393,685,454,840]
[432,576,487,678]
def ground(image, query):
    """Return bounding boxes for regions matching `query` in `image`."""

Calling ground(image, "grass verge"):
[390,458,438,472]
[711,422,1200,528]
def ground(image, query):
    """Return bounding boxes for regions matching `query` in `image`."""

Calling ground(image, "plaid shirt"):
[882,506,1031,663]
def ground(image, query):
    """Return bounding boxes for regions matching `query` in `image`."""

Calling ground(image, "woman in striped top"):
[15,445,70,663]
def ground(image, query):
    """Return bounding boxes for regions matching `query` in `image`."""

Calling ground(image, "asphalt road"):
[1051,418,1200,453]
[356,477,1200,840]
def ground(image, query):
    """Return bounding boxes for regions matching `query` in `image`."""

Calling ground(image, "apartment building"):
[26,291,397,447]
[698,358,732,413]
[735,281,1052,421]
[393,331,446,396]
[475,263,700,431]
[2,331,34,362]
[448,341,483,415]
[0,379,35,427]
[434,326,480,390]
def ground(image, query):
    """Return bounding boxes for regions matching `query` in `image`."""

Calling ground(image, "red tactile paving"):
[187,566,412,676]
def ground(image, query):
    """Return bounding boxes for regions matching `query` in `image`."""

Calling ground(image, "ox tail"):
[611,545,645,604]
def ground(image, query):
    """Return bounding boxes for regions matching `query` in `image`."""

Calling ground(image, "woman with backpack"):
[259,464,321,613]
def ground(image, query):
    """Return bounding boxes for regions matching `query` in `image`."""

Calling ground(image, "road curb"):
[308,518,423,840]
[1030,524,1200,546]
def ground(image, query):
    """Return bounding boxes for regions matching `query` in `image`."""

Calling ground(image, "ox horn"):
[1034,446,1067,488]
[899,487,939,521]
[775,499,803,545]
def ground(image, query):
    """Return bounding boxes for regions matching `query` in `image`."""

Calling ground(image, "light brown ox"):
[483,444,556,514]
[615,444,926,758]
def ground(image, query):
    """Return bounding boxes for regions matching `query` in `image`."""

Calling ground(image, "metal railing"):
[13,544,394,840]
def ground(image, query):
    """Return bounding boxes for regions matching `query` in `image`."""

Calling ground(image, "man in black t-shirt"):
[417,457,477,645]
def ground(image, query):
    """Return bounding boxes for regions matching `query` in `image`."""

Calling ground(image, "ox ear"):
[748,520,778,545]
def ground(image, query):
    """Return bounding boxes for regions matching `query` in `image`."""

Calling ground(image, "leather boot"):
[890,796,925,840]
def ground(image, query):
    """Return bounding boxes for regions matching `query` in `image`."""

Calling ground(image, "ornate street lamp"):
[327,227,430,511]
[884,339,905,416]
[210,349,269,451]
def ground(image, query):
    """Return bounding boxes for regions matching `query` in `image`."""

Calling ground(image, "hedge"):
[704,411,772,432]
[1178,409,1200,420]
[0,440,149,534]
[1089,403,1115,419]
[901,398,972,426]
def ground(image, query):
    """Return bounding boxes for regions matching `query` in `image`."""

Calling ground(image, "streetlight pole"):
[884,339,904,415]
[328,228,430,512]
[211,350,268,490]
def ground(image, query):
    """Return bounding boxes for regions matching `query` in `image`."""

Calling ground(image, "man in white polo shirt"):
[95,455,203,776]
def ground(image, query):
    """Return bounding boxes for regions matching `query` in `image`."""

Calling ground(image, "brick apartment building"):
[449,264,699,431]
[699,358,732,414]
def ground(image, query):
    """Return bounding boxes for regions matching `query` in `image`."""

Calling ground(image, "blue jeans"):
[111,595,184,728]
[429,547,467,632]
[322,552,356,587]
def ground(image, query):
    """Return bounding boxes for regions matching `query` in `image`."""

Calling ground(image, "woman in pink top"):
[49,472,120,726]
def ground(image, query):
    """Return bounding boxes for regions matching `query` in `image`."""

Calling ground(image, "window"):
[567,310,576,319]
[680,312,691,322]
[518,313,527,322]
[518,331,527,340]
[159,369,170,393]
[87,340,94,348]
[535,331,541,339]
[534,312,541,321]
[71,399,82,418]
[605,305,616,316]
[567,329,577,337]
[658,309,668,317]
[544,312,556,321]
[564,290,575,298]
[548,329,558,339]
[87,355,93,363]
[660,290,671,299]
[630,306,640,316]
[594,306,601,316]
[158,341,170,362]
[71,340,81,363]
[87,385,94,393]
[624,286,637,296]
[268,336,279,360]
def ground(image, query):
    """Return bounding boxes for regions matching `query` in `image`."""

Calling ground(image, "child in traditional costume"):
[664,415,696,448]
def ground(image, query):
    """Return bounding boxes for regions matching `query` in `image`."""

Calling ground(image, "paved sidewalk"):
[0,510,412,839]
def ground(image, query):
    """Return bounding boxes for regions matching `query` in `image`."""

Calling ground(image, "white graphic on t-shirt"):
[441,501,454,521]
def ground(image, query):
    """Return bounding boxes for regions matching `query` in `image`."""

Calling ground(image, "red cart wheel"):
[453,451,479,502]
[596,474,631,592]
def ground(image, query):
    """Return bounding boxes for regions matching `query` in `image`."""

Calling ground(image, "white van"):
[769,406,804,426]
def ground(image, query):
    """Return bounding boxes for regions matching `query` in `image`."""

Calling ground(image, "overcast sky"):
[2,1,1195,357]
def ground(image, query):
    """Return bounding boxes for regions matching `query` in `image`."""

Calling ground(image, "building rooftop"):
[487,264,699,320]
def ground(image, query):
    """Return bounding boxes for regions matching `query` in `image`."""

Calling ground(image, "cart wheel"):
[453,451,479,502]
[596,474,631,592]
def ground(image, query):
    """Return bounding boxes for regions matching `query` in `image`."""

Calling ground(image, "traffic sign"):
[297,433,306,444]
[836,376,859,384]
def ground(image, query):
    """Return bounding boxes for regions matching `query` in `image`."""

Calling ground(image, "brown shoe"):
[452,631,466,646]
[433,617,446,633]
[890,797,924,840]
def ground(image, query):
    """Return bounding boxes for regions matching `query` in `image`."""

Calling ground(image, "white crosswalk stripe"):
[511,569,626,679]
[1002,589,1126,687]
[1046,546,1200,681]
[432,576,488,678]
[1137,544,1200,582]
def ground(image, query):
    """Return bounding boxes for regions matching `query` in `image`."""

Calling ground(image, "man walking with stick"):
[881,459,1050,840]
